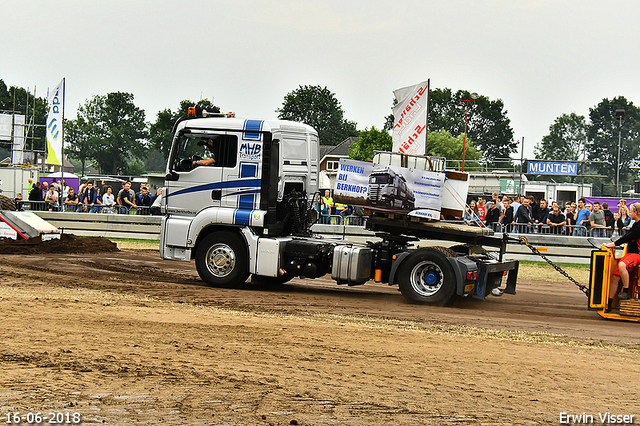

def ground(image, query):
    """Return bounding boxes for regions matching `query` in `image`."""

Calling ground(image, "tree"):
[72,92,147,174]
[427,130,482,170]
[276,85,358,146]
[586,96,640,194]
[535,112,587,161]
[65,118,93,176]
[429,89,516,162]
[349,126,392,161]
[144,148,166,173]
[149,99,219,161]
[385,88,515,162]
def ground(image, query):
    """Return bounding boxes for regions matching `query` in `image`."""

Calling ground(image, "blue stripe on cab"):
[234,209,252,225]
[166,179,261,198]
[238,194,255,209]
[243,120,263,140]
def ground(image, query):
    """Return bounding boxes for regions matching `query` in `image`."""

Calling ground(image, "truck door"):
[166,131,237,215]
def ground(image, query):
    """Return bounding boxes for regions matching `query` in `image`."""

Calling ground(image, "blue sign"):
[527,161,578,176]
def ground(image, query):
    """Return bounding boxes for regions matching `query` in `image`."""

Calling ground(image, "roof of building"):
[319,136,358,160]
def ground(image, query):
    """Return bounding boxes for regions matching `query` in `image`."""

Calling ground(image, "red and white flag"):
[392,80,429,156]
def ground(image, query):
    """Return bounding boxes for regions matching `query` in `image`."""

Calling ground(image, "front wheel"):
[397,248,456,305]
[195,231,249,288]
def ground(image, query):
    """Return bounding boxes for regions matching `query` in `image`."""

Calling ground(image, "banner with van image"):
[333,158,445,220]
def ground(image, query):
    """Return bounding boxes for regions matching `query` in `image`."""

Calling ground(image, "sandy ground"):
[0,244,639,425]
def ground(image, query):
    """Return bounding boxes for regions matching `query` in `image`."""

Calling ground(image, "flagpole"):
[425,78,430,158]
[61,78,65,201]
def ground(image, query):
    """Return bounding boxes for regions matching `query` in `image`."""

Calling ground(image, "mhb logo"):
[240,142,262,159]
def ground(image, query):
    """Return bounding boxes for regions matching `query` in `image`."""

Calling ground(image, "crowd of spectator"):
[460,192,633,237]
[21,178,163,215]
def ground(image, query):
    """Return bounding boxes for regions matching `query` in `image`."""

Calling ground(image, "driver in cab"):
[192,140,216,167]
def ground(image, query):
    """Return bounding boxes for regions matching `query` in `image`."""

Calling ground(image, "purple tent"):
[584,197,640,213]
[40,172,80,193]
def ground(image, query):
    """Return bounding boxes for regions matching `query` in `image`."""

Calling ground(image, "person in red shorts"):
[606,203,640,310]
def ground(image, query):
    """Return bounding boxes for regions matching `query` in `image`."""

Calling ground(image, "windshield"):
[369,174,390,184]
[172,133,238,171]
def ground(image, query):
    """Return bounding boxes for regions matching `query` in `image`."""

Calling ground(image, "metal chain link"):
[518,236,590,297]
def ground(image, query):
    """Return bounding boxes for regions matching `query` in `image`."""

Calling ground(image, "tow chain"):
[517,235,590,297]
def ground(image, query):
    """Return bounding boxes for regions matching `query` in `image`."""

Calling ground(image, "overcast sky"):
[3,0,639,159]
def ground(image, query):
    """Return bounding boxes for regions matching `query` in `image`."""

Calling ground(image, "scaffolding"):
[0,85,46,167]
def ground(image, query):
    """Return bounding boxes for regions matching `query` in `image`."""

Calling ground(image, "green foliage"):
[0,79,48,154]
[144,148,166,173]
[383,98,397,131]
[428,89,516,163]
[385,88,515,163]
[65,119,93,176]
[348,126,392,161]
[126,158,147,176]
[276,85,358,146]
[586,96,640,195]
[427,130,482,170]
[535,112,587,161]
[69,92,147,175]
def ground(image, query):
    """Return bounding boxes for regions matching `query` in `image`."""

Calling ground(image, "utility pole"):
[615,109,625,197]
[460,92,478,172]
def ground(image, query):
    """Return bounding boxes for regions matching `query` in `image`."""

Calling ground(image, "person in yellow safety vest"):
[322,190,334,215]
[335,202,349,216]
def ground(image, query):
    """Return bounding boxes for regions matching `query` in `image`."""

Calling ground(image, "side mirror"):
[165,172,179,182]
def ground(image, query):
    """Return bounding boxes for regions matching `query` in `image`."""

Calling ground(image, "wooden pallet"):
[619,299,640,317]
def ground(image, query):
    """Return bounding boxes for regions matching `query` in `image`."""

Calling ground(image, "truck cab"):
[160,112,318,266]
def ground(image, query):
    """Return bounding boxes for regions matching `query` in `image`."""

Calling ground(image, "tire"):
[195,231,249,288]
[0,195,16,211]
[397,248,456,305]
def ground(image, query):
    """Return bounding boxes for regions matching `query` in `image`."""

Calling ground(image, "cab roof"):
[178,117,318,136]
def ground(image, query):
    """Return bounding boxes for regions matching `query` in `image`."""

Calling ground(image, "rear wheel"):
[397,248,456,305]
[195,231,249,288]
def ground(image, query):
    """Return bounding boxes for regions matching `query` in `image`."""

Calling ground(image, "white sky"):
[2,0,639,159]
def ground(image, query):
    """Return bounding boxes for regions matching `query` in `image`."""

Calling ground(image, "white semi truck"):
[159,106,518,305]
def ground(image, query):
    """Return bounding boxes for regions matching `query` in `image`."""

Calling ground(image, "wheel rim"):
[409,260,444,297]
[205,243,236,278]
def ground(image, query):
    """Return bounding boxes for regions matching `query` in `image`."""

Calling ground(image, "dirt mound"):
[0,233,119,255]
[0,194,16,211]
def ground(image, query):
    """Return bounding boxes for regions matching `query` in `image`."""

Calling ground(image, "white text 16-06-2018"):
[4,412,82,424]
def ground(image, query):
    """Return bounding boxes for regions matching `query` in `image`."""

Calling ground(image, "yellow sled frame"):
[589,245,640,322]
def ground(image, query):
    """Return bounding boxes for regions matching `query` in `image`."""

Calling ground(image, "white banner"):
[334,159,374,203]
[334,158,445,220]
[11,115,25,164]
[46,79,64,165]
[392,80,429,156]
[0,114,13,141]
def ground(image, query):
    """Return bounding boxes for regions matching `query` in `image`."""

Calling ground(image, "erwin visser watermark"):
[560,412,635,424]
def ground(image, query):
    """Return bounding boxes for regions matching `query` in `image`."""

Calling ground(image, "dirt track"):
[1,246,639,425]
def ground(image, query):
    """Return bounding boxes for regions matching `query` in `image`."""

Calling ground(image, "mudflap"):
[473,260,519,300]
